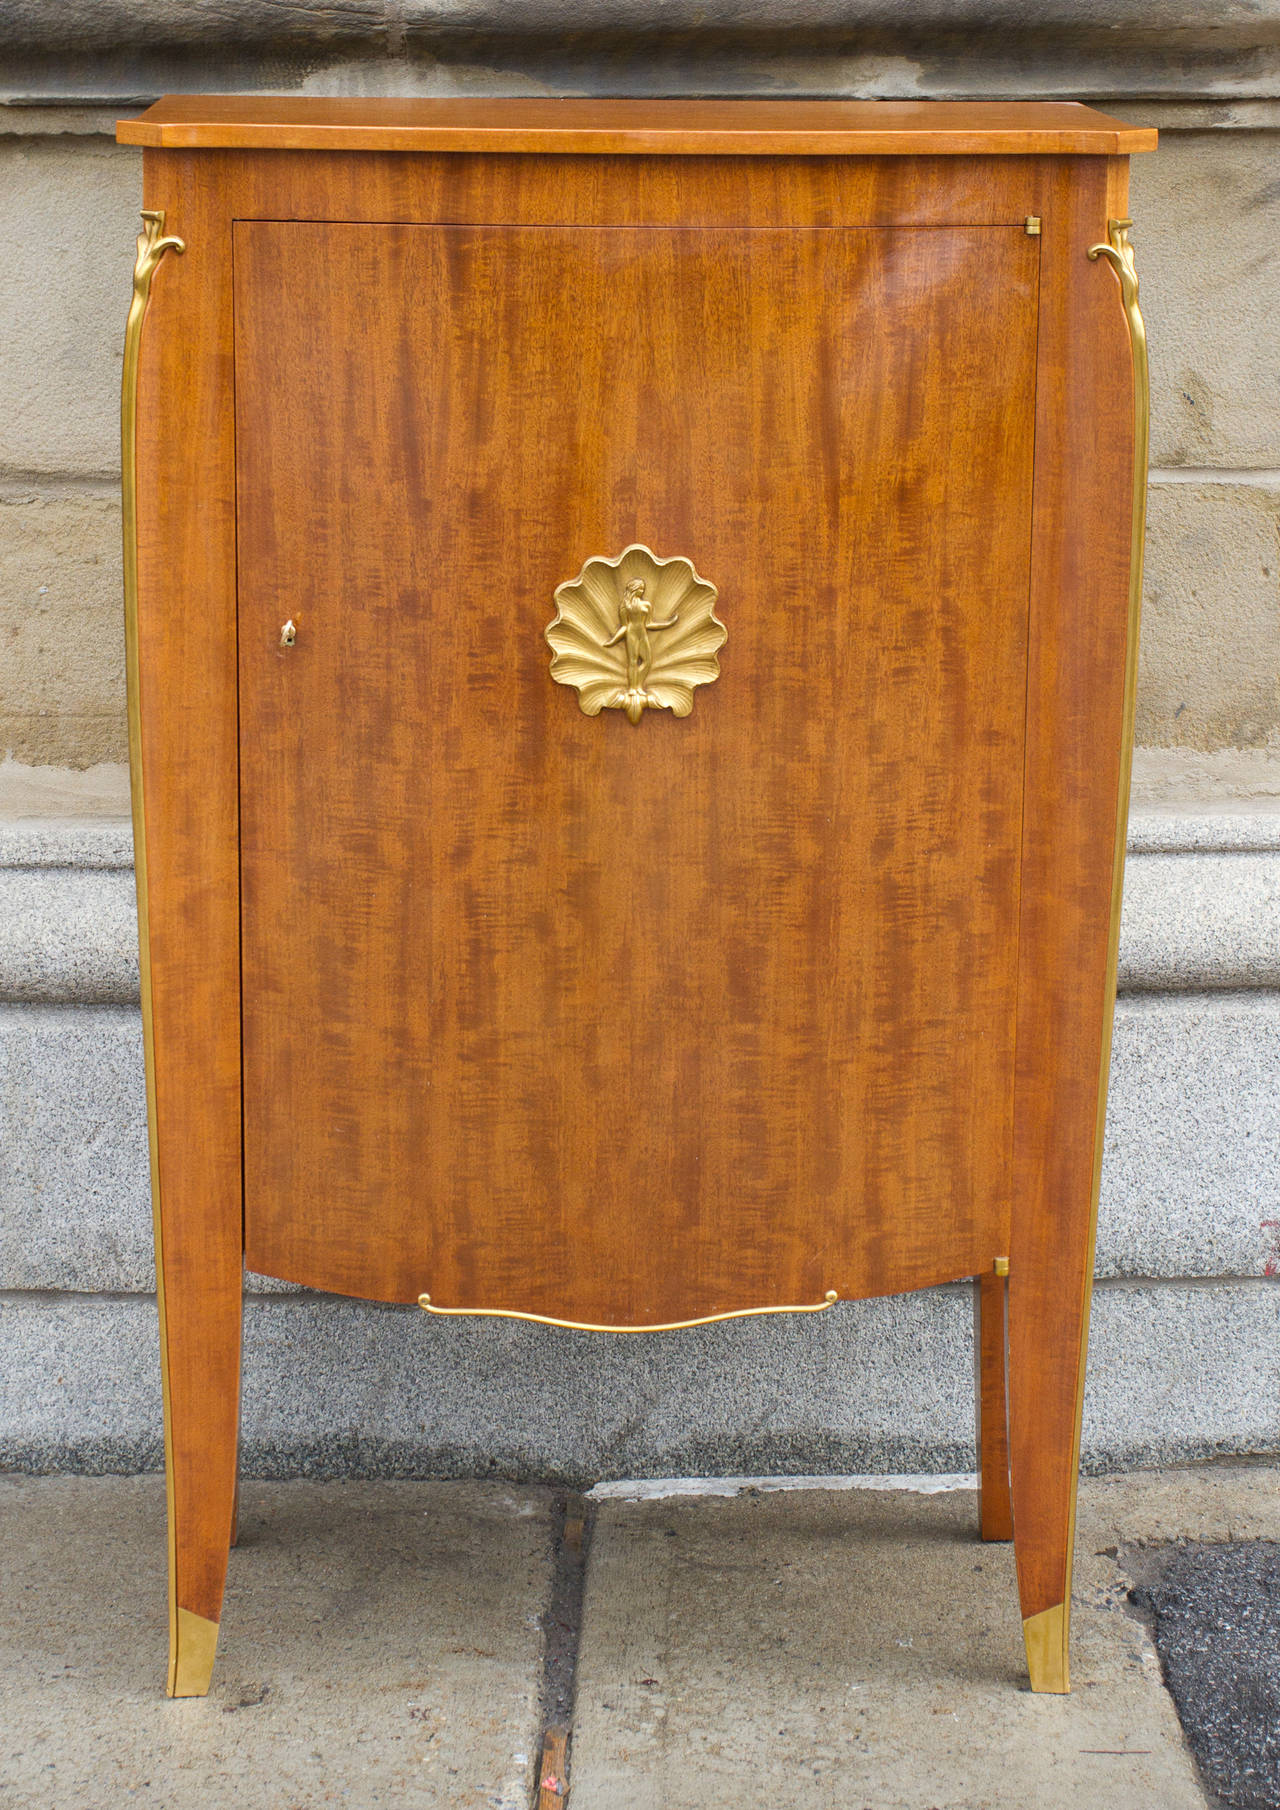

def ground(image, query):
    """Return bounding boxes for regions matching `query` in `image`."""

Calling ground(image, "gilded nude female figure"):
[544,543,725,723]
[604,577,680,723]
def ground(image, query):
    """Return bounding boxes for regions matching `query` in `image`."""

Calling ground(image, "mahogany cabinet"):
[116,96,1154,1698]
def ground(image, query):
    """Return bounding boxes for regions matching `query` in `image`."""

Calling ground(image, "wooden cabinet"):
[116,96,1155,1698]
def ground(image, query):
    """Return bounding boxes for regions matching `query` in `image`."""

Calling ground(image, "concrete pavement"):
[2,1465,1278,1808]
[0,1477,552,1808]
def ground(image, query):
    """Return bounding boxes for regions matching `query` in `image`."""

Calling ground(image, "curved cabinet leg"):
[1006,172,1142,1694]
[124,194,245,1697]
[159,1268,241,1697]
[1007,1250,1089,1694]
[974,1268,1013,1543]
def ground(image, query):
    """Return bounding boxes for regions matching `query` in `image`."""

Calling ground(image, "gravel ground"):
[1134,1541,1280,1810]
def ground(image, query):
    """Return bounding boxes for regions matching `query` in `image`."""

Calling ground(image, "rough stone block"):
[0,485,126,767]
[1,9,1276,106]
[1138,478,1280,752]
[0,134,1271,772]
[0,762,131,819]
[0,138,138,478]
[1131,131,1280,469]
[0,1294,162,1473]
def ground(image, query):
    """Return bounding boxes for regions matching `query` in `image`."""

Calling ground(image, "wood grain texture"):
[235,210,1038,1322]
[118,96,1157,157]
[537,1727,570,1810]
[181,145,1069,234]
[975,1272,1013,1543]
[125,130,1145,1696]
[136,148,242,1634]
[1008,155,1135,1631]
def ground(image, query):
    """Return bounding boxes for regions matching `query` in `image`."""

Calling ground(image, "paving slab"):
[0,1475,553,1810]
[569,1469,1280,1810]
[5,1466,1278,1808]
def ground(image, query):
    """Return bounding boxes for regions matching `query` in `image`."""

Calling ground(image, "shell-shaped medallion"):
[545,544,726,724]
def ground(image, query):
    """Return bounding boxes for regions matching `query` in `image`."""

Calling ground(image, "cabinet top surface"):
[117,96,1155,156]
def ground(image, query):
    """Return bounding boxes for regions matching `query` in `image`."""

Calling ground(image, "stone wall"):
[1,3,1277,1478]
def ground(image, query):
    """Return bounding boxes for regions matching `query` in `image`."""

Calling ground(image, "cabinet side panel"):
[1010,158,1135,1632]
[136,150,242,1630]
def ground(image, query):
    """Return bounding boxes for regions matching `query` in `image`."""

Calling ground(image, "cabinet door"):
[234,219,1038,1321]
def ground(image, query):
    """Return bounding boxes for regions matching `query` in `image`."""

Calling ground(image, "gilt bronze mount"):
[545,543,726,724]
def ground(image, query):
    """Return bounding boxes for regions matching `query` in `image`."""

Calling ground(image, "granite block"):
[0,867,138,1004]
[0,1005,151,1292]
[1118,851,1280,990]
[3,989,1279,1293]
[1,1279,1275,1481]
[1098,995,1280,1280]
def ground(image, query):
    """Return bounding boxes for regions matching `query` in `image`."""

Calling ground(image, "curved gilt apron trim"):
[122,208,187,1695]
[418,1289,838,1334]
